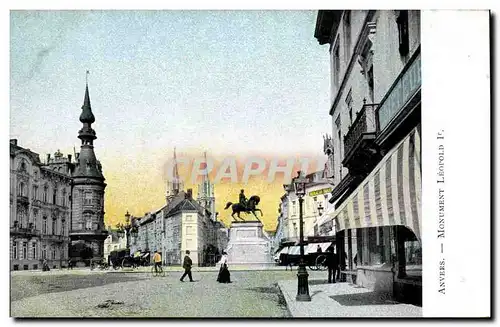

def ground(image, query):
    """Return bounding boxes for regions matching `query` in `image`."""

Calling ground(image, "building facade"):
[314,10,421,304]
[10,142,73,270]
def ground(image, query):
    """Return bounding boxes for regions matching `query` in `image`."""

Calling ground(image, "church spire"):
[74,72,103,179]
[80,71,95,124]
[172,147,180,194]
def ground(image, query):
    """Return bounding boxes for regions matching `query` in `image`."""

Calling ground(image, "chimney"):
[68,154,72,162]
[186,189,193,199]
[47,153,51,163]
[10,139,17,146]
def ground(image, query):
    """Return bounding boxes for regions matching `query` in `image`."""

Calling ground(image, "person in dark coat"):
[326,248,338,283]
[180,250,194,282]
[216,251,231,283]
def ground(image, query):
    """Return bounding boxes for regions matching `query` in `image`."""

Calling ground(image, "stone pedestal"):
[225,221,274,268]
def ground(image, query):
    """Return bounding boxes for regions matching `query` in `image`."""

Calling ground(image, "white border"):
[422,10,490,317]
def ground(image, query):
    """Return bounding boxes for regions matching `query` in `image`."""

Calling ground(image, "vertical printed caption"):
[436,130,445,295]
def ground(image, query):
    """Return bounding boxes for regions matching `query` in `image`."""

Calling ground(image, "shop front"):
[327,125,421,304]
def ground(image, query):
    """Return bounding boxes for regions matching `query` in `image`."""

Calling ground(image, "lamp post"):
[317,203,324,217]
[124,211,132,250]
[293,171,311,302]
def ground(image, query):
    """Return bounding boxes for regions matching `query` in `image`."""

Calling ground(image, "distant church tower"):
[197,152,216,220]
[70,76,108,261]
[166,148,183,204]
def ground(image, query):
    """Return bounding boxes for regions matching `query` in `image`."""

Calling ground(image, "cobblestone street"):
[11,269,326,318]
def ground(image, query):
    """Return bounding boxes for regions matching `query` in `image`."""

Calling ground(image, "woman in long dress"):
[216,251,231,283]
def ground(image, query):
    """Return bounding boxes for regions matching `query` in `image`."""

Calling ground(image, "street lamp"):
[317,203,324,217]
[293,171,311,302]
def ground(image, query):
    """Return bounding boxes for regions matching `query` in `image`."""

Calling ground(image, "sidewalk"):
[10,264,292,276]
[278,279,422,318]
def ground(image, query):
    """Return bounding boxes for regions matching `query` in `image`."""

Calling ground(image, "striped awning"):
[330,126,421,240]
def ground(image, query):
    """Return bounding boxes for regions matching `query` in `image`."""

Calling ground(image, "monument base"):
[224,221,274,267]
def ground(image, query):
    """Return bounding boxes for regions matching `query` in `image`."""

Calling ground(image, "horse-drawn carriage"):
[275,241,334,271]
[107,249,151,269]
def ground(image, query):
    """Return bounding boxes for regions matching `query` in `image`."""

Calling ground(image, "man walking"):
[180,250,194,282]
[326,247,338,283]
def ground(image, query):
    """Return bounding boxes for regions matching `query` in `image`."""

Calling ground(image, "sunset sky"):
[10,10,331,231]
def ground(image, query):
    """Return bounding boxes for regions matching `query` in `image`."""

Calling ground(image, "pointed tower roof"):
[79,83,96,124]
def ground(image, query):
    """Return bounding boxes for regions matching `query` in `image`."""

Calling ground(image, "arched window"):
[62,189,67,206]
[53,188,57,205]
[43,186,48,203]
[61,219,66,236]
[19,161,26,172]
[84,213,93,230]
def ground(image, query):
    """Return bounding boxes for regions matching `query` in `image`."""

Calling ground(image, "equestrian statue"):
[224,189,263,222]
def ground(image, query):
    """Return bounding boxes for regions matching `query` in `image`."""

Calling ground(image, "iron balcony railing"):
[343,103,379,163]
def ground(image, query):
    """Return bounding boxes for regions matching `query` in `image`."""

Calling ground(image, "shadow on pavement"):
[330,291,399,306]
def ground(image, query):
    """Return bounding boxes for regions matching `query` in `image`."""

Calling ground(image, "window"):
[293,222,297,237]
[18,182,25,196]
[13,242,18,259]
[52,218,57,235]
[333,44,340,88]
[33,264,38,270]
[84,213,93,230]
[396,10,409,56]
[42,245,47,259]
[346,89,353,125]
[32,185,38,200]
[32,242,37,260]
[84,192,92,205]
[53,189,57,205]
[52,249,56,260]
[22,242,28,259]
[62,190,66,206]
[43,186,48,203]
[61,220,66,236]
[23,265,29,270]
[42,216,48,234]
[343,11,351,62]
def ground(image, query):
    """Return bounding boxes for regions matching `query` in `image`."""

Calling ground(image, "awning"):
[330,126,421,240]
[305,242,333,254]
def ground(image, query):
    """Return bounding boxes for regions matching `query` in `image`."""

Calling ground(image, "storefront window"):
[358,227,393,266]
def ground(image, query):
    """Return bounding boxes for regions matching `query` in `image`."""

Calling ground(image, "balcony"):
[40,234,67,242]
[376,50,421,147]
[11,226,39,238]
[342,103,381,174]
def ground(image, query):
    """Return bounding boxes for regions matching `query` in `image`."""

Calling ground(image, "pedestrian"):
[216,251,231,283]
[153,250,162,274]
[180,250,194,282]
[317,245,322,253]
[325,247,338,283]
[68,258,73,270]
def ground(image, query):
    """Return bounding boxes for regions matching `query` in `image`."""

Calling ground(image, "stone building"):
[103,227,127,262]
[314,10,421,304]
[69,83,108,263]
[10,141,73,270]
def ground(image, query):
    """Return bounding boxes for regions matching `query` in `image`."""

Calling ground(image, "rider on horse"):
[239,189,248,211]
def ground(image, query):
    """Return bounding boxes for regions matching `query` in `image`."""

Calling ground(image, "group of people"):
[151,249,231,283]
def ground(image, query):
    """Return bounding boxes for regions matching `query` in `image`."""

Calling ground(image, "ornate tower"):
[70,78,108,262]
[197,152,216,220]
[166,148,183,204]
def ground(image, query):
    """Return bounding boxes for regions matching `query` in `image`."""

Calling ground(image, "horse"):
[224,195,263,222]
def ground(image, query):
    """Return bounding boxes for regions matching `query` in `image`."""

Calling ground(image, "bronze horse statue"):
[224,195,263,222]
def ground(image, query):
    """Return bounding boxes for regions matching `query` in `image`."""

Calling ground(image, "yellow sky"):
[103,150,322,231]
